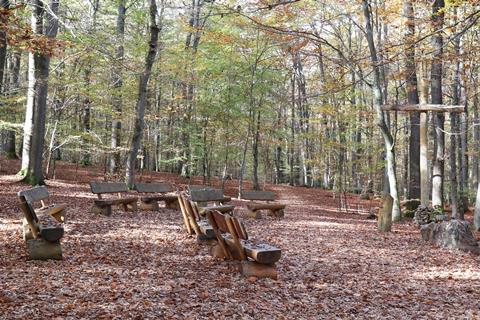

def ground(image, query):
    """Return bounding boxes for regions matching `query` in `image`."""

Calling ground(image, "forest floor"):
[1,158,480,319]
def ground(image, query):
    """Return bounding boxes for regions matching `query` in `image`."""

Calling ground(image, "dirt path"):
[1,159,479,319]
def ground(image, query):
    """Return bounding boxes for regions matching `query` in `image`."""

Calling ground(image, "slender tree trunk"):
[125,0,160,188]
[362,0,401,221]
[403,0,420,199]
[430,0,445,208]
[21,0,60,185]
[110,0,126,174]
[4,50,20,159]
[0,0,8,94]
[252,106,261,190]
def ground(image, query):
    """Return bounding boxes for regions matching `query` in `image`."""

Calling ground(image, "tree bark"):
[362,0,401,221]
[110,0,126,174]
[403,0,420,199]
[21,0,60,185]
[0,0,9,94]
[125,0,160,188]
[430,0,445,208]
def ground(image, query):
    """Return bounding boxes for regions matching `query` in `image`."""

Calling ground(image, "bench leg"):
[239,261,277,280]
[91,204,112,216]
[275,209,285,218]
[26,239,62,260]
[165,199,179,210]
[22,218,34,241]
[139,200,159,211]
[50,210,66,223]
[122,202,138,212]
[246,209,262,219]
[210,243,228,259]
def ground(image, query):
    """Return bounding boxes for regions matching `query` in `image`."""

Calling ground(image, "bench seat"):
[140,194,178,203]
[94,197,138,207]
[246,203,286,211]
[37,203,67,222]
[223,234,281,264]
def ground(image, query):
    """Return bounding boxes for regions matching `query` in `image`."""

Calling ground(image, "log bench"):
[190,189,235,217]
[188,185,232,204]
[18,186,66,223]
[177,192,215,242]
[18,192,64,260]
[89,182,138,216]
[134,182,179,210]
[241,190,286,219]
[207,210,281,279]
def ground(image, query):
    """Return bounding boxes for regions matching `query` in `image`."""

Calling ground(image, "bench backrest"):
[209,210,248,240]
[241,190,276,201]
[89,182,129,194]
[18,186,49,204]
[190,189,225,202]
[134,183,174,193]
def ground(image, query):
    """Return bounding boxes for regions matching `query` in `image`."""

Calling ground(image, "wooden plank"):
[224,236,281,264]
[188,185,215,191]
[381,104,464,113]
[38,223,64,242]
[190,189,225,202]
[134,182,174,193]
[18,195,39,239]
[94,197,137,206]
[241,190,276,201]
[197,220,215,239]
[140,195,177,202]
[89,181,129,194]
[18,186,49,203]
[247,203,286,211]
[198,205,234,215]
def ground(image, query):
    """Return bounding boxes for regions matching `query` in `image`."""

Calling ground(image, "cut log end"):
[26,239,62,260]
[239,261,278,280]
[91,204,112,216]
[246,210,262,219]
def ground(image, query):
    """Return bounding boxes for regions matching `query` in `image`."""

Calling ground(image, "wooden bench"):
[207,210,281,279]
[177,192,215,242]
[89,182,138,216]
[190,189,234,216]
[134,182,179,210]
[241,190,286,219]
[18,186,66,223]
[17,192,64,260]
[188,185,232,204]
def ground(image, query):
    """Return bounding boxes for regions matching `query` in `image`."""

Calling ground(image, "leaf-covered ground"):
[1,159,480,319]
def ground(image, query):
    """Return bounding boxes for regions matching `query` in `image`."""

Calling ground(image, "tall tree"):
[125,0,160,187]
[362,0,401,221]
[20,0,60,185]
[110,0,126,174]
[403,0,420,200]
[430,0,445,208]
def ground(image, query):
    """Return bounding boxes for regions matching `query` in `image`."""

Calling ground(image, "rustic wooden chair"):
[134,182,179,210]
[206,210,282,279]
[177,192,215,242]
[89,182,138,216]
[241,190,286,219]
[17,193,64,260]
[18,186,66,222]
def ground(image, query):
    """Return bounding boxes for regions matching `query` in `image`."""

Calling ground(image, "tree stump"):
[27,239,62,260]
[421,220,480,255]
[91,204,112,216]
[377,193,393,232]
[139,200,159,211]
[246,210,262,219]
[239,261,277,280]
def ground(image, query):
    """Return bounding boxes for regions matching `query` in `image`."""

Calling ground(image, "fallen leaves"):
[1,159,480,319]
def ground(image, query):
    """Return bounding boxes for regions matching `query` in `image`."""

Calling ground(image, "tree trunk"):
[110,0,126,174]
[430,0,445,208]
[362,0,401,221]
[0,0,8,94]
[125,0,160,188]
[403,0,420,199]
[21,0,60,185]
